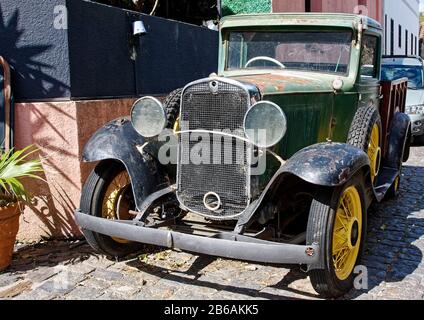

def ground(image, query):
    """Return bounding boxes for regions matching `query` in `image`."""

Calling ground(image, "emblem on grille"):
[209,80,219,94]
[203,192,222,212]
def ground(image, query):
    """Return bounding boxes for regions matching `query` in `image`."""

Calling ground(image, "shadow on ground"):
[6,241,94,274]
[125,256,314,300]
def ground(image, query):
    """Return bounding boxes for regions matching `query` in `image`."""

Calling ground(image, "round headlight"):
[243,101,287,148]
[130,97,167,137]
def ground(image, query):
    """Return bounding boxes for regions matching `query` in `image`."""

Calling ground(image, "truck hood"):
[406,88,424,107]
[229,72,335,95]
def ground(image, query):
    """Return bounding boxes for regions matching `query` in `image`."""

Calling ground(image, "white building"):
[383,0,420,56]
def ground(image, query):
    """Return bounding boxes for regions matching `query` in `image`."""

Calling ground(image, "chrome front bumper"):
[75,210,319,265]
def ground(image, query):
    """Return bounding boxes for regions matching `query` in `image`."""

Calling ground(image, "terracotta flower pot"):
[0,203,20,271]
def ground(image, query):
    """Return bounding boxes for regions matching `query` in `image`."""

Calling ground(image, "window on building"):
[406,30,409,55]
[399,25,402,48]
[384,15,387,54]
[305,0,311,12]
[390,19,394,55]
[415,36,418,55]
[411,33,414,55]
[360,35,379,79]
[416,37,418,55]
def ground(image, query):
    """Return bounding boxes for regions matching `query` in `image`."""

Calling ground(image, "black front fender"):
[83,117,167,210]
[280,142,370,187]
[234,143,371,231]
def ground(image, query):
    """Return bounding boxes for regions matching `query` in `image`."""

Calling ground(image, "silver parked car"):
[382,56,424,144]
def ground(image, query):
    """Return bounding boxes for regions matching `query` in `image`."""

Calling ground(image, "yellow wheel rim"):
[394,176,400,192]
[368,124,381,183]
[102,171,132,244]
[173,117,180,134]
[332,186,362,281]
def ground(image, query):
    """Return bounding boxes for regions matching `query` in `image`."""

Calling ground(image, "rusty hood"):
[229,72,335,95]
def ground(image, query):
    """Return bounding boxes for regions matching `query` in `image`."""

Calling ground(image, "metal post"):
[217,0,222,18]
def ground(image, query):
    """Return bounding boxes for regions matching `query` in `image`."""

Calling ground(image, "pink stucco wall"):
[14,98,137,242]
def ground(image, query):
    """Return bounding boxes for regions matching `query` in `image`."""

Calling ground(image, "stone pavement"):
[1,147,424,300]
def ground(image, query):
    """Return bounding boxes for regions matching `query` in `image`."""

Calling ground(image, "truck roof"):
[220,13,382,31]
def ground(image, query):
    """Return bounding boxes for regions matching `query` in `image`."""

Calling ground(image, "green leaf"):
[0,145,44,203]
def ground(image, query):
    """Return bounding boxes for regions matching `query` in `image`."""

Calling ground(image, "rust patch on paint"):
[230,73,317,94]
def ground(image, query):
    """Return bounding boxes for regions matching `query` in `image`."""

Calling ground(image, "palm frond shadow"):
[0,5,69,99]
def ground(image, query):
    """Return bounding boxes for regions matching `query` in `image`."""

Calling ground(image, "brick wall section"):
[14,98,138,242]
[272,0,383,23]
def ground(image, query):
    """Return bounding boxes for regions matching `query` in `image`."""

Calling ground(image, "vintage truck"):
[75,13,411,298]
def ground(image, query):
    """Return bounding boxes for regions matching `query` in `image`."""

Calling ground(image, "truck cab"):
[219,13,383,156]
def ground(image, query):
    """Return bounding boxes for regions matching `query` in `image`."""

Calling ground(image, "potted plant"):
[0,146,43,271]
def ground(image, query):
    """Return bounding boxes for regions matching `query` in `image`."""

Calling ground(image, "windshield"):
[381,65,424,89]
[226,31,353,75]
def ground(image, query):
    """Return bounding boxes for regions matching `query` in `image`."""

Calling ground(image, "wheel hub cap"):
[349,220,359,248]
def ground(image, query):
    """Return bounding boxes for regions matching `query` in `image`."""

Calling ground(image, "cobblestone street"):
[1,146,424,300]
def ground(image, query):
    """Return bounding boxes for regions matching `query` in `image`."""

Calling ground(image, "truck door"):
[357,34,381,113]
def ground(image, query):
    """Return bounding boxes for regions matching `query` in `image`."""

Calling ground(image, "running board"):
[374,167,399,202]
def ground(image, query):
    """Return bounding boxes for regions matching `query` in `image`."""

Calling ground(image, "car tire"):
[403,131,411,162]
[386,126,409,200]
[80,160,143,258]
[306,175,367,298]
[164,88,182,129]
[347,105,382,184]
[385,175,401,199]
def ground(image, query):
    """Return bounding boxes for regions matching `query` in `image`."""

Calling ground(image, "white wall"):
[384,0,420,56]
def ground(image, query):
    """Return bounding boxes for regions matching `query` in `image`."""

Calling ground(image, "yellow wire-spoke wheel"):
[173,117,180,134]
[332,186,363,281]
[394,176,400,192]
[101,171,132,244]
[367,124,381,183]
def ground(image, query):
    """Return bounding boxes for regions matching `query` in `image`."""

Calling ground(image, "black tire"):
[164,88,182,129]
[347,105,382,183]
[385,175,401,199]
[385,127,409,200]
[402,128,412,162]
[80,160,143,258]
[306,175,367,298]
[347,105,382,151]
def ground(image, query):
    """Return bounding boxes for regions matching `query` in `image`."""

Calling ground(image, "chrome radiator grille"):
[177,78,251,219]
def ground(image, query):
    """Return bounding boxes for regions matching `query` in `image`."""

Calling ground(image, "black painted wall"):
[67,0,137,99]
[0,0,218,101]
[0,0,71,100]
[134,12,219,95]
